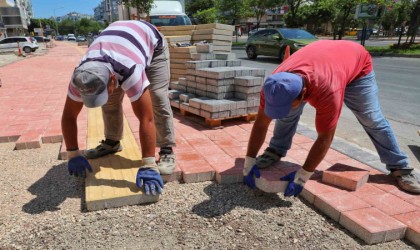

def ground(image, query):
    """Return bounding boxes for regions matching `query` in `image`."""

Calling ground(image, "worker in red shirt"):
[243,40,419,195]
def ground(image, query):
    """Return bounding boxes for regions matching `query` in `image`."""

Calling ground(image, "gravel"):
[0,142,416,249]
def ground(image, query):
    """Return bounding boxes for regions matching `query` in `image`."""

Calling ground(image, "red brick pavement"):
[0,42,418,246]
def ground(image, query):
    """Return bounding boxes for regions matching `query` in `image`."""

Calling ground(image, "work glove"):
[280,168,313,197]
[136,157,164,196]
[243,156,260,189]
[67,150,93,178]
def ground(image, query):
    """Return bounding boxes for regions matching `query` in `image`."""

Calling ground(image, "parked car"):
[76,36,87,42]
[249,28,266,37]
[246,28,318,61]
[33,36,50,42]
[55,35,64,41]
[67,34,76,41]
[0,36,39,53]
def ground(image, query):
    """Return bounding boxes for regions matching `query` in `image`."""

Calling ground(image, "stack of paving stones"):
[167,42,265,124]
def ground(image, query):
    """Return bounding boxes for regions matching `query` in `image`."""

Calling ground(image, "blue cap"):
[263,72,303,119]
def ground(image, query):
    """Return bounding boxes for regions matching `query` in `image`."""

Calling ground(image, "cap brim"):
[81,88,109,108]
[264,103,292,120]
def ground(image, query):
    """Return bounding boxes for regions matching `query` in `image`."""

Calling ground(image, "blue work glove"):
[280,168,313,197]
[136,157,164,196]
[67,151,93,178]
[243,156,261,189]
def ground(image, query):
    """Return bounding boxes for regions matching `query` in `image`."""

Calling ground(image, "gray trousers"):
[101,43,176,148]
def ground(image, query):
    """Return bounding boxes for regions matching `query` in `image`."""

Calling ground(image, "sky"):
[31,0,102,18]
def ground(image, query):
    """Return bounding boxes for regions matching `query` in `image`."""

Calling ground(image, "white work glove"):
[243,156,260,189]
[280,167,313,197]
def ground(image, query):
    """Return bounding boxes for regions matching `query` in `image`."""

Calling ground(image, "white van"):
[149,1,192,28]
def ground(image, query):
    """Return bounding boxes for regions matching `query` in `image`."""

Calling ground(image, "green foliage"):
[245,0,279,28]
[118,0,155,17]
[186,0,214,16]
[214,0,248,24]
[193,7,217,24]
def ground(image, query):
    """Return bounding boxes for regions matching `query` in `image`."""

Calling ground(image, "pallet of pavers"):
[169,58,265,127]
[192,23,234,52]
[169,46,197,81]
[159,25,196,36]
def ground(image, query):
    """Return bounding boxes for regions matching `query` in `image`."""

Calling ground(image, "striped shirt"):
[68,20,164,103]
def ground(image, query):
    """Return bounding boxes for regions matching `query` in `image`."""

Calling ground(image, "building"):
[60,12,92,22]
[0,0,33,37]
[94,0,118,23]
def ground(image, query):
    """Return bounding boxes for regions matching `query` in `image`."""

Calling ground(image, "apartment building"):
[0,0,33,37]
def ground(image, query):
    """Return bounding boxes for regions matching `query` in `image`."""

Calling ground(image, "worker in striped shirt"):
[61,20,176,196]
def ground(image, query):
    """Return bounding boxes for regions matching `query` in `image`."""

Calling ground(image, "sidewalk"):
[0,42,418,246]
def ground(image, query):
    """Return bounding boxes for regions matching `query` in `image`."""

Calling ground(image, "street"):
[234,49,420,170]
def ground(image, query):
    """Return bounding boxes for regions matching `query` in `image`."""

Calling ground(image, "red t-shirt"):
[260,40,372,133]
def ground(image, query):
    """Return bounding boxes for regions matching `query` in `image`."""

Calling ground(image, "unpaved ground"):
[0,143,416,249]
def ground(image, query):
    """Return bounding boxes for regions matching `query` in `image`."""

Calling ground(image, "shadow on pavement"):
[191,182,292,218]
[408,145,420,166]
[22,162,84,214]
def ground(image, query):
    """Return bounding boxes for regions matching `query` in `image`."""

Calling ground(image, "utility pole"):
[53,7,64,36]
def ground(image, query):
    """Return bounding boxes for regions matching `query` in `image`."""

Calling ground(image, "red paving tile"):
[340,207,407,244]
[322,163,370,191]
[393,211,420,247]
[1,42,419,246]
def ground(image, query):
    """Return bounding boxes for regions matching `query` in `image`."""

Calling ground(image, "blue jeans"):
[268,71,409,170]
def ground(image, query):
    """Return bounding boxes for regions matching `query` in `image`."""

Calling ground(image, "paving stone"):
[361,192,417,216]
[234,76,264,87]
[339,207,407,244]
[314,190,371,221]
[206,91,234,100]
[168,89,183,100]
[179,93,196,103]
[170,99,181,109]
[196,76,206,84]
[226,60,242,67]
[235,85,261,94]
[206,78,235,86]
[189,97,212,109]
[195,43,213,53]
[322,163,370,191]
[394,210,420,247]
[186,60,211,69]
[178,77,187,85]
[206,84,235,93]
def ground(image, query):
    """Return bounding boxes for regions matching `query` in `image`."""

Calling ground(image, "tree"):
[406,0,419,44]
[284,0,304,28]
[298,1,335,34]
[118,0,155,20]
[245,0,279,29]
[186,0,214,16]
[214,0,248,25]
[193,7,217,24]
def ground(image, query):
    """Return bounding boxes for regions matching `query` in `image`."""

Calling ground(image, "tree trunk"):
[338,7,351,40]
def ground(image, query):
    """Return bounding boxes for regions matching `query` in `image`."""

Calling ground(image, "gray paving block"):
[206,78,235,86]
[168,89,183,100]
[206,85,235,93]
[196,83,207,91]
[186,69,196,75]
[170,99,180,109]
[188,105,201,115]
[228,99,247,109]
[205,68,236,79]
[208,60,227,68]
[187,87,197,94]
[215,53,236,60]
[187,80,197,88]
[234,92,260,100]
[179,93,196,103]
[196,76,206,84]
[235,85,261,94]
[226,60,242,67]
[196,43,213,53]
[186,61,211,69]
[189,97,212,109]
[195,89,206,97]
[206,91,234,100]
[178,77,187,85]
[234,76,264,87]
[247,98,260,107]
[200,110,220,119]
[186,75,196,82]
[230,108,247,117]
[200,99,233,112]
[169,82,187,92]
[191,53,216,60]
[247,106,259,113]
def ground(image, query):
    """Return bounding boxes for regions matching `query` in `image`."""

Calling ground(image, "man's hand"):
[243,156,261,189]
[280,168,313,197]
[136,157,164,195]
[67,151,93,178]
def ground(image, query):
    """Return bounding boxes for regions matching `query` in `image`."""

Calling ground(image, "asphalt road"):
[234,49,420,170]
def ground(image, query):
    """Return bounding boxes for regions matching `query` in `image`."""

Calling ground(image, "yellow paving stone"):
[85,108,159,211]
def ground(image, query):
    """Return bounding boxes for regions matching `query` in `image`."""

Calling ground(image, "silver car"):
[0,36,39,53]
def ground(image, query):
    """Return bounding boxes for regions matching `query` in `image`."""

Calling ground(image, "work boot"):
[157,147,176,175]
[256,147,282,169]
[389,168,420,194]
[84,139,122,159]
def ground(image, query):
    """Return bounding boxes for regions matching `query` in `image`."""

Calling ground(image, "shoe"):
[157,152,176,175]
[84,140,122,159]
[389,168,420,194]
[256,147,282,169]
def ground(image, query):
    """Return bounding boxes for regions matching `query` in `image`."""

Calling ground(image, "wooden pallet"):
[178,107,256,127]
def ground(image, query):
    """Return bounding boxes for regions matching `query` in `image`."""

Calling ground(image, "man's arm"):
[131,88,156,158]
[246,108,272,158]
[302,127,336,172]
[61,96,83,150]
